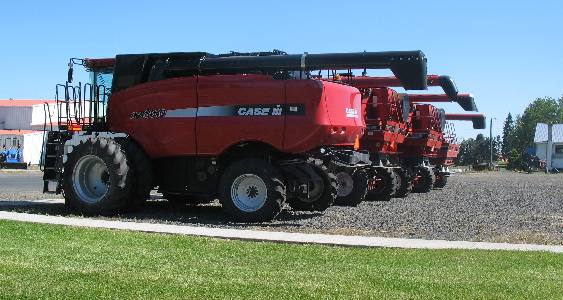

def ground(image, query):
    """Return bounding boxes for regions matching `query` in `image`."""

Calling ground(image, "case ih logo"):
[346,108,359,118]
[236,105,284,116]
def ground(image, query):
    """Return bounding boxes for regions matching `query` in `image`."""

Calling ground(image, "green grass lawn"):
[0,220,561,299]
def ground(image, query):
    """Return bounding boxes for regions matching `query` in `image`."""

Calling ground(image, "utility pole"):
[490,117,494,169]
[546,123,553,172]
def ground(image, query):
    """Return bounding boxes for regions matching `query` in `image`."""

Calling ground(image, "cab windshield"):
[90,70,113,95]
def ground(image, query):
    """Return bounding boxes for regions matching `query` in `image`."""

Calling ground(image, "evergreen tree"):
[501,113,514,157]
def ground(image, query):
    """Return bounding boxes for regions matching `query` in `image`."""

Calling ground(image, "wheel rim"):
[297,174,325,203]
[230,174,268,212]
[368,174,385,194]
[336,172,354,197]
[72,155,110,204]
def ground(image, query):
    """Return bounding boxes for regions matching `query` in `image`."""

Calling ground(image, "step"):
[44,167,61,171]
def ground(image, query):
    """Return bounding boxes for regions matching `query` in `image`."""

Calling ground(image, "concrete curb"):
[0,211,561,253]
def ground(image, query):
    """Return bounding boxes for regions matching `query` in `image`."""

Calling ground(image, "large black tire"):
[366,167,398,201]
[117,138,154,210]
[394,168,412,198]
[287,164,337,211]
[412,167,436,193]
[333,168,368,207]
[63,138,132,215]
[433,174,448,188]
[219,158,286,222]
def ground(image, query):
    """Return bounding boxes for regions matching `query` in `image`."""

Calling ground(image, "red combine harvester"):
[328,75,465,200]
[41,50,428,222]
[398,104,446,192]
[404,94,480,190]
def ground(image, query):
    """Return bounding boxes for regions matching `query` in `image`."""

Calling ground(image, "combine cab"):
[41,50,428,221]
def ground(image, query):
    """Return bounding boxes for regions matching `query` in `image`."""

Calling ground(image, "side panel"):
[196,75,285,155]
[284,81,364,153]
[283,80,327,152]
[107,77,198,158]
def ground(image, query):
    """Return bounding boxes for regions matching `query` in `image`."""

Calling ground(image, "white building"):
[0,130,45,165]
[534,123,563,169]
[0,100,56,165]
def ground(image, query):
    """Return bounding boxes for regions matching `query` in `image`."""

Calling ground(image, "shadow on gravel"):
[0,199,321,228]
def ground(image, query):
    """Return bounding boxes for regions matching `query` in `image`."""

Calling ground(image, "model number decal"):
[130,109,167,119]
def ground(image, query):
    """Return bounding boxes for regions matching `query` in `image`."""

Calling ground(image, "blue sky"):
[1,0,562,138]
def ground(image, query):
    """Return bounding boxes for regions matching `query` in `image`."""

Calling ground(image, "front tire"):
[63,138,133,215]
[219,159,285,222]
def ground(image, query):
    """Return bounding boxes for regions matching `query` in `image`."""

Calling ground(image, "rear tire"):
[333,169,368,206]
[412,167,435,193]
[219,159,285,222]
[63,138,132,215]
[366,167,398,201]
[287,165,337,211]
[394,168,412,198]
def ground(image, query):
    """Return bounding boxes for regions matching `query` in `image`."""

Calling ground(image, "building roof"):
[534,123,563,143]
[0,130,42,135]
[0,100,56,107]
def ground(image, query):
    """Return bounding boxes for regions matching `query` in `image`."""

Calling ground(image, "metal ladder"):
[42,131,65,194]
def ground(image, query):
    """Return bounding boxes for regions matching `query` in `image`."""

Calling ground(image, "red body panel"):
[284,81,364,152]
[399,104,444,159]
[107,75,364,158]
[360,88,409,155]
[432,142,460,166]
[108,77,198,157]
[196,75,285,155]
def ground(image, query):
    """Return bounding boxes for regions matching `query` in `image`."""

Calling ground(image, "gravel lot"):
[1,170,562,245]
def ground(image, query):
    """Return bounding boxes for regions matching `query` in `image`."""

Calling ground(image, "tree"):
[456,134,501,165]
[457,138,475,165]
[501,113,514,157]
[511,97,563,153]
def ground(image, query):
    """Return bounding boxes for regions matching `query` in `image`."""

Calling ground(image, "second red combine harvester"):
[41,50,428,222]
[403,94,484,190]
[329,75,483,202]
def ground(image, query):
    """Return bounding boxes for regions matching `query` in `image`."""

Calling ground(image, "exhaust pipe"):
[445,113,486,129]
[407,93,477,111]
[339,74,456,95]
[199,51,428,90]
